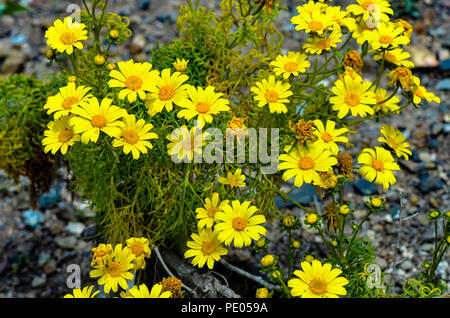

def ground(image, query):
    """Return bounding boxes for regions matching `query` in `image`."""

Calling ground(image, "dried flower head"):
[289,119,316,145]
[323,203,340,233]
[342,50,363,73]
[388,67,414,89]
[160,277,183,298]
[337,153,353,179]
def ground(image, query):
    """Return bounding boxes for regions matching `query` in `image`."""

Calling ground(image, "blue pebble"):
[22,210,43,229]
[440,59,450,71]
[39,187,61,209]
[436,79,450,91]
[274,184,320,209]
[352,179,378,196]
[138,0,150,10]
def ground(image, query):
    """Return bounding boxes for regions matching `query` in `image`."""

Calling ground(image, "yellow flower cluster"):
[64,236,177,298]
[274,0,440,193]
[185,187,267,269]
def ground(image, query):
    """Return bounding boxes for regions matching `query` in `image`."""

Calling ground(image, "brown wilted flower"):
[160,276,184,298]
[342,50,363,73]
[323,203,340,233]
[394,19,413,39]
[388,67,414,89]
[315,169,338,199]
[254,0,277,14]
[227,117,248,145]
[289,119,316,145]
[337,153,353,179]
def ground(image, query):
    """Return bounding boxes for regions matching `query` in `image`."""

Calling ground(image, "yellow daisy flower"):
[378,124,412,160]
[108,60,159,103]
[196,192,229,229]
[349,19,378,45]
[288,260,349,298]
[270,52,311,79]
[330,75,377,118]
[358,146,400,190]
[278,143,338,188]
[372,87,401,113]
[45,17,88,55]
[410,76,441,105]
[326,5,356,30]
[365,22,410,51]
[250,75,293,114]
[295,0,327,18]
[177,85,230,127]
[89,244,136,294]
[291,7,334,35]
[91,243,113,268]
[373,48,414,68]
[125,237,152,271]
[112,114,158,160]
[64,285,100,298]
[122,283,172,298]
[145,68,190,116]
[42,116,80,155]
[69,97,126,144]
[214,200,267,248]
[346,0,394,23]
[226,117,248,144]
[184,228,228,269]
[218,168,246,188]
[172,58,189,72]
[313,120,349,155]
[43,83,92,119]
[303,29,342,55]
[166,125,207,162]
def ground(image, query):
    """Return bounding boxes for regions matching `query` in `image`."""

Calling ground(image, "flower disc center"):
[123,129,139,145]
[201,241,216,255]
[299,156,315,170]
[125,75,143,91]
[264,90,279,103]
[60,32,77,45]
[159,85,175,101]
[58,129,74,143]
[232,217,247,231]
[372,159,384,171]
[309,278,328,295]
[62,96,79,110]
[345,91,361,107]
[196,102,210,113]
[91,114,107,128]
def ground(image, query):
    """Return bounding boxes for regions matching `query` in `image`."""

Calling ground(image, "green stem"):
[344,209,374,260]
[287,229,293,279]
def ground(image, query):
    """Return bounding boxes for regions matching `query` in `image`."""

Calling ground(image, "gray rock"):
[400,260,414,272]
[55,236,78,250]
[43,260,57,275]
[418,175,444,194]
[31,275,46,288]
[1,51,26,74]
[64,222,86,236]
[374,256,388,270]
[37,253,51,267]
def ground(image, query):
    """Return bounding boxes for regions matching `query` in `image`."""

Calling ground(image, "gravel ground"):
[0,0,448,297]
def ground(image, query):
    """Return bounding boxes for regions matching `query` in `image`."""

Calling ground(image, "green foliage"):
[0,0,30,17]
[0,73,66,207]
[150,40,214,87]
